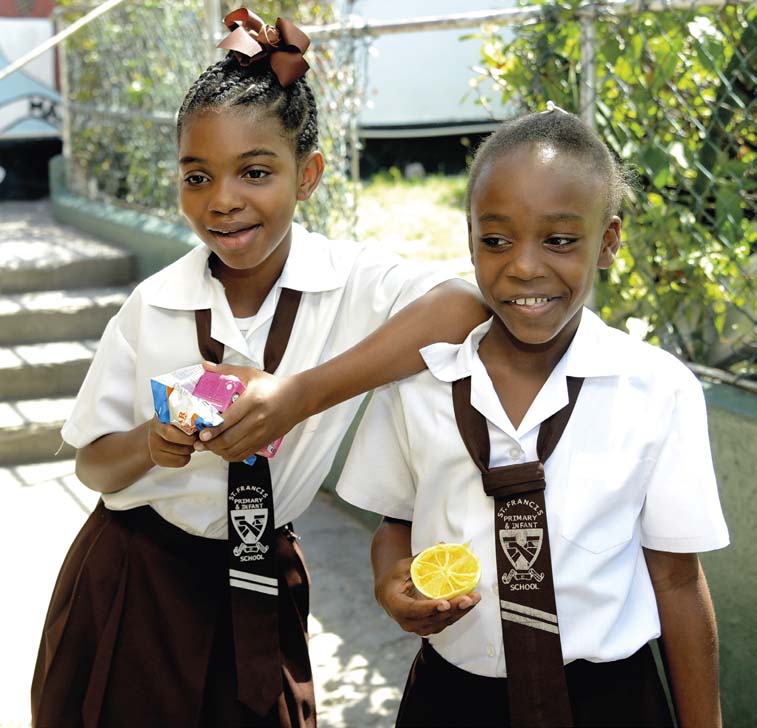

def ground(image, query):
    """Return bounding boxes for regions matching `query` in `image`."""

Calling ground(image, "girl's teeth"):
[211,227,253,236]
[513,297,549,305]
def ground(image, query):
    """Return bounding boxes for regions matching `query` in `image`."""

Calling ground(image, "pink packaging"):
[257,437,283,458]
[191,371,282,459]
[193,372,246,413]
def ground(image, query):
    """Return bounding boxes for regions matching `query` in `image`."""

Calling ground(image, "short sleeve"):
[343,244,453,327]
[640,374,729,552]
[336,383,417,521]
[61,313,138,448]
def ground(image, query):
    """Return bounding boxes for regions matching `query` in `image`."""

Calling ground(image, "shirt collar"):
[278,224,352,293]
[421,308,629,438]
[144,223,350,312]
[561,307,629,378]
[143,242,216,311]
[420,318,492,382]
[421,308,627,383]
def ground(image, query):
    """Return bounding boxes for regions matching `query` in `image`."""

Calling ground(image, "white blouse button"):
[508,447,523,460]
[486,643,496,657]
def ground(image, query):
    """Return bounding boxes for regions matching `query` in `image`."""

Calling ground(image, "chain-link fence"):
[52,0,362,239]
[52,1,754,376]
[470,0,755,377]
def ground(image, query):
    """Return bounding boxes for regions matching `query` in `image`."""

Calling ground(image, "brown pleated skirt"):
[31,500,315,728]
[396,639,674,728]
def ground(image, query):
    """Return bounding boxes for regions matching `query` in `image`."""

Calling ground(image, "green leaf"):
[640,144,671,190]
[715,187,744,240]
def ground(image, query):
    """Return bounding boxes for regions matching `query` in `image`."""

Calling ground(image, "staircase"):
[0,200,134,466]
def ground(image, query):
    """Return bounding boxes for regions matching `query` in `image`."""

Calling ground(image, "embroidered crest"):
[229,476,274,561]
[499,528,545,585]
[231,508,271,557]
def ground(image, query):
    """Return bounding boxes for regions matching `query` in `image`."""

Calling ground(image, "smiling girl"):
[30,9,486,727]
[338,109,729,727]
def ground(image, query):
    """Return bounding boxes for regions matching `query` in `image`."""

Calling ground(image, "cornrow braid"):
[466,110,631,222]
[176,54,319,160]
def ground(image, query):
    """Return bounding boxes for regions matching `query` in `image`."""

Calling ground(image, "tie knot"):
[482,460,545,498]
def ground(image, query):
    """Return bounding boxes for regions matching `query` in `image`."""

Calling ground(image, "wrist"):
[132,420,157,476]
[288,368,325,421]
[374,575,390,611]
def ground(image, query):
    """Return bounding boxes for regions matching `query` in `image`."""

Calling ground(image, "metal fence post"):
[578,4,597,130]
[578,4,598,308]
[203,0,223,67]
[51,9,73,193]
[348,27,364,187]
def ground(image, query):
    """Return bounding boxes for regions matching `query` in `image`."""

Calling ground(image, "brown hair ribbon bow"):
[218,8,310,87]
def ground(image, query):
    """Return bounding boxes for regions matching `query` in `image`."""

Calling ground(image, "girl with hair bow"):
[31,7,487,726]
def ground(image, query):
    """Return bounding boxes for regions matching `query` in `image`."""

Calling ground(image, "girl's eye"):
[184,173,208,186]
[480,237,510,249]
[244,169,269,180]
[546,236,578,248]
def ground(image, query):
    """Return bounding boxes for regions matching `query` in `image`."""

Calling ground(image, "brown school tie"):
[452,376,584,728]
[195,286,302,715]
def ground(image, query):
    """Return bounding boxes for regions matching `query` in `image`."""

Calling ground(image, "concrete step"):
[0,396,76,466]
[0,340,98,400]
[0,200,134,293]
[0,287,129,346]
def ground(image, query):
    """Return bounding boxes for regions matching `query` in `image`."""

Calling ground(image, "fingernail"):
[200,430,212,441]
[459,598,472,609]
[436,602,450,612]
[194,442,205,452]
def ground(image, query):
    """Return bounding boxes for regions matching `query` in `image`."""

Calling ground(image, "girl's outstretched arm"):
[196,279,487,461]
[643,548,722,728]
[304,279,487,406]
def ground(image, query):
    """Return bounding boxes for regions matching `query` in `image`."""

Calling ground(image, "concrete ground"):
[0,461,418,728]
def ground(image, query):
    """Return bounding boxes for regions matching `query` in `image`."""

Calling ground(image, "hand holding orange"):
[410,542,481,600]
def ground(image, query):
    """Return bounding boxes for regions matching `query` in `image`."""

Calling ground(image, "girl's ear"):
[297,150,325,201]
[597,216,622,269]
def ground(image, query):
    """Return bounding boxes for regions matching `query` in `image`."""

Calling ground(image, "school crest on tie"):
[232,508,270,557]
[499,528,545,586]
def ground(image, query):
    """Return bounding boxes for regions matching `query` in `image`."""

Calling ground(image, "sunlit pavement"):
[0,461,417,727]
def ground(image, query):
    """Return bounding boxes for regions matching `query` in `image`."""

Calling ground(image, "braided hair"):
[177,54,318,161]
[466,111,631,222]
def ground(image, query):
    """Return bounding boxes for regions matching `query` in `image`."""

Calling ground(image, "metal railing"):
[0,0,128,84]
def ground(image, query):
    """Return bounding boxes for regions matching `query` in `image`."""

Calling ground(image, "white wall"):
[349,0,513,135]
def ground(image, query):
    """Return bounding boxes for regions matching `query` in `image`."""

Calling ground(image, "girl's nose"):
[209,179,245,215]
[506,243,546,280]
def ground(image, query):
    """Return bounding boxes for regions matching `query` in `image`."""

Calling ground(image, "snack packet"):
[151,365,222,436]
[150,365,282,464]
[193,371,246,412]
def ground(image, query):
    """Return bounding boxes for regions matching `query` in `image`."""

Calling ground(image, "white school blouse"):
[337,310,729,676]
[62,223,451,538]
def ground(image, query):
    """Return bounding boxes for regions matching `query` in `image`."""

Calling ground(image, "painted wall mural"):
[0,0,61,140]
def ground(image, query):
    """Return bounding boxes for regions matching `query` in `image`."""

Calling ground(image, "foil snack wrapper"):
[150,365,282,465]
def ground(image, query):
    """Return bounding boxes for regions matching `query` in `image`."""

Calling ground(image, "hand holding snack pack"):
[151,364,282,465]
